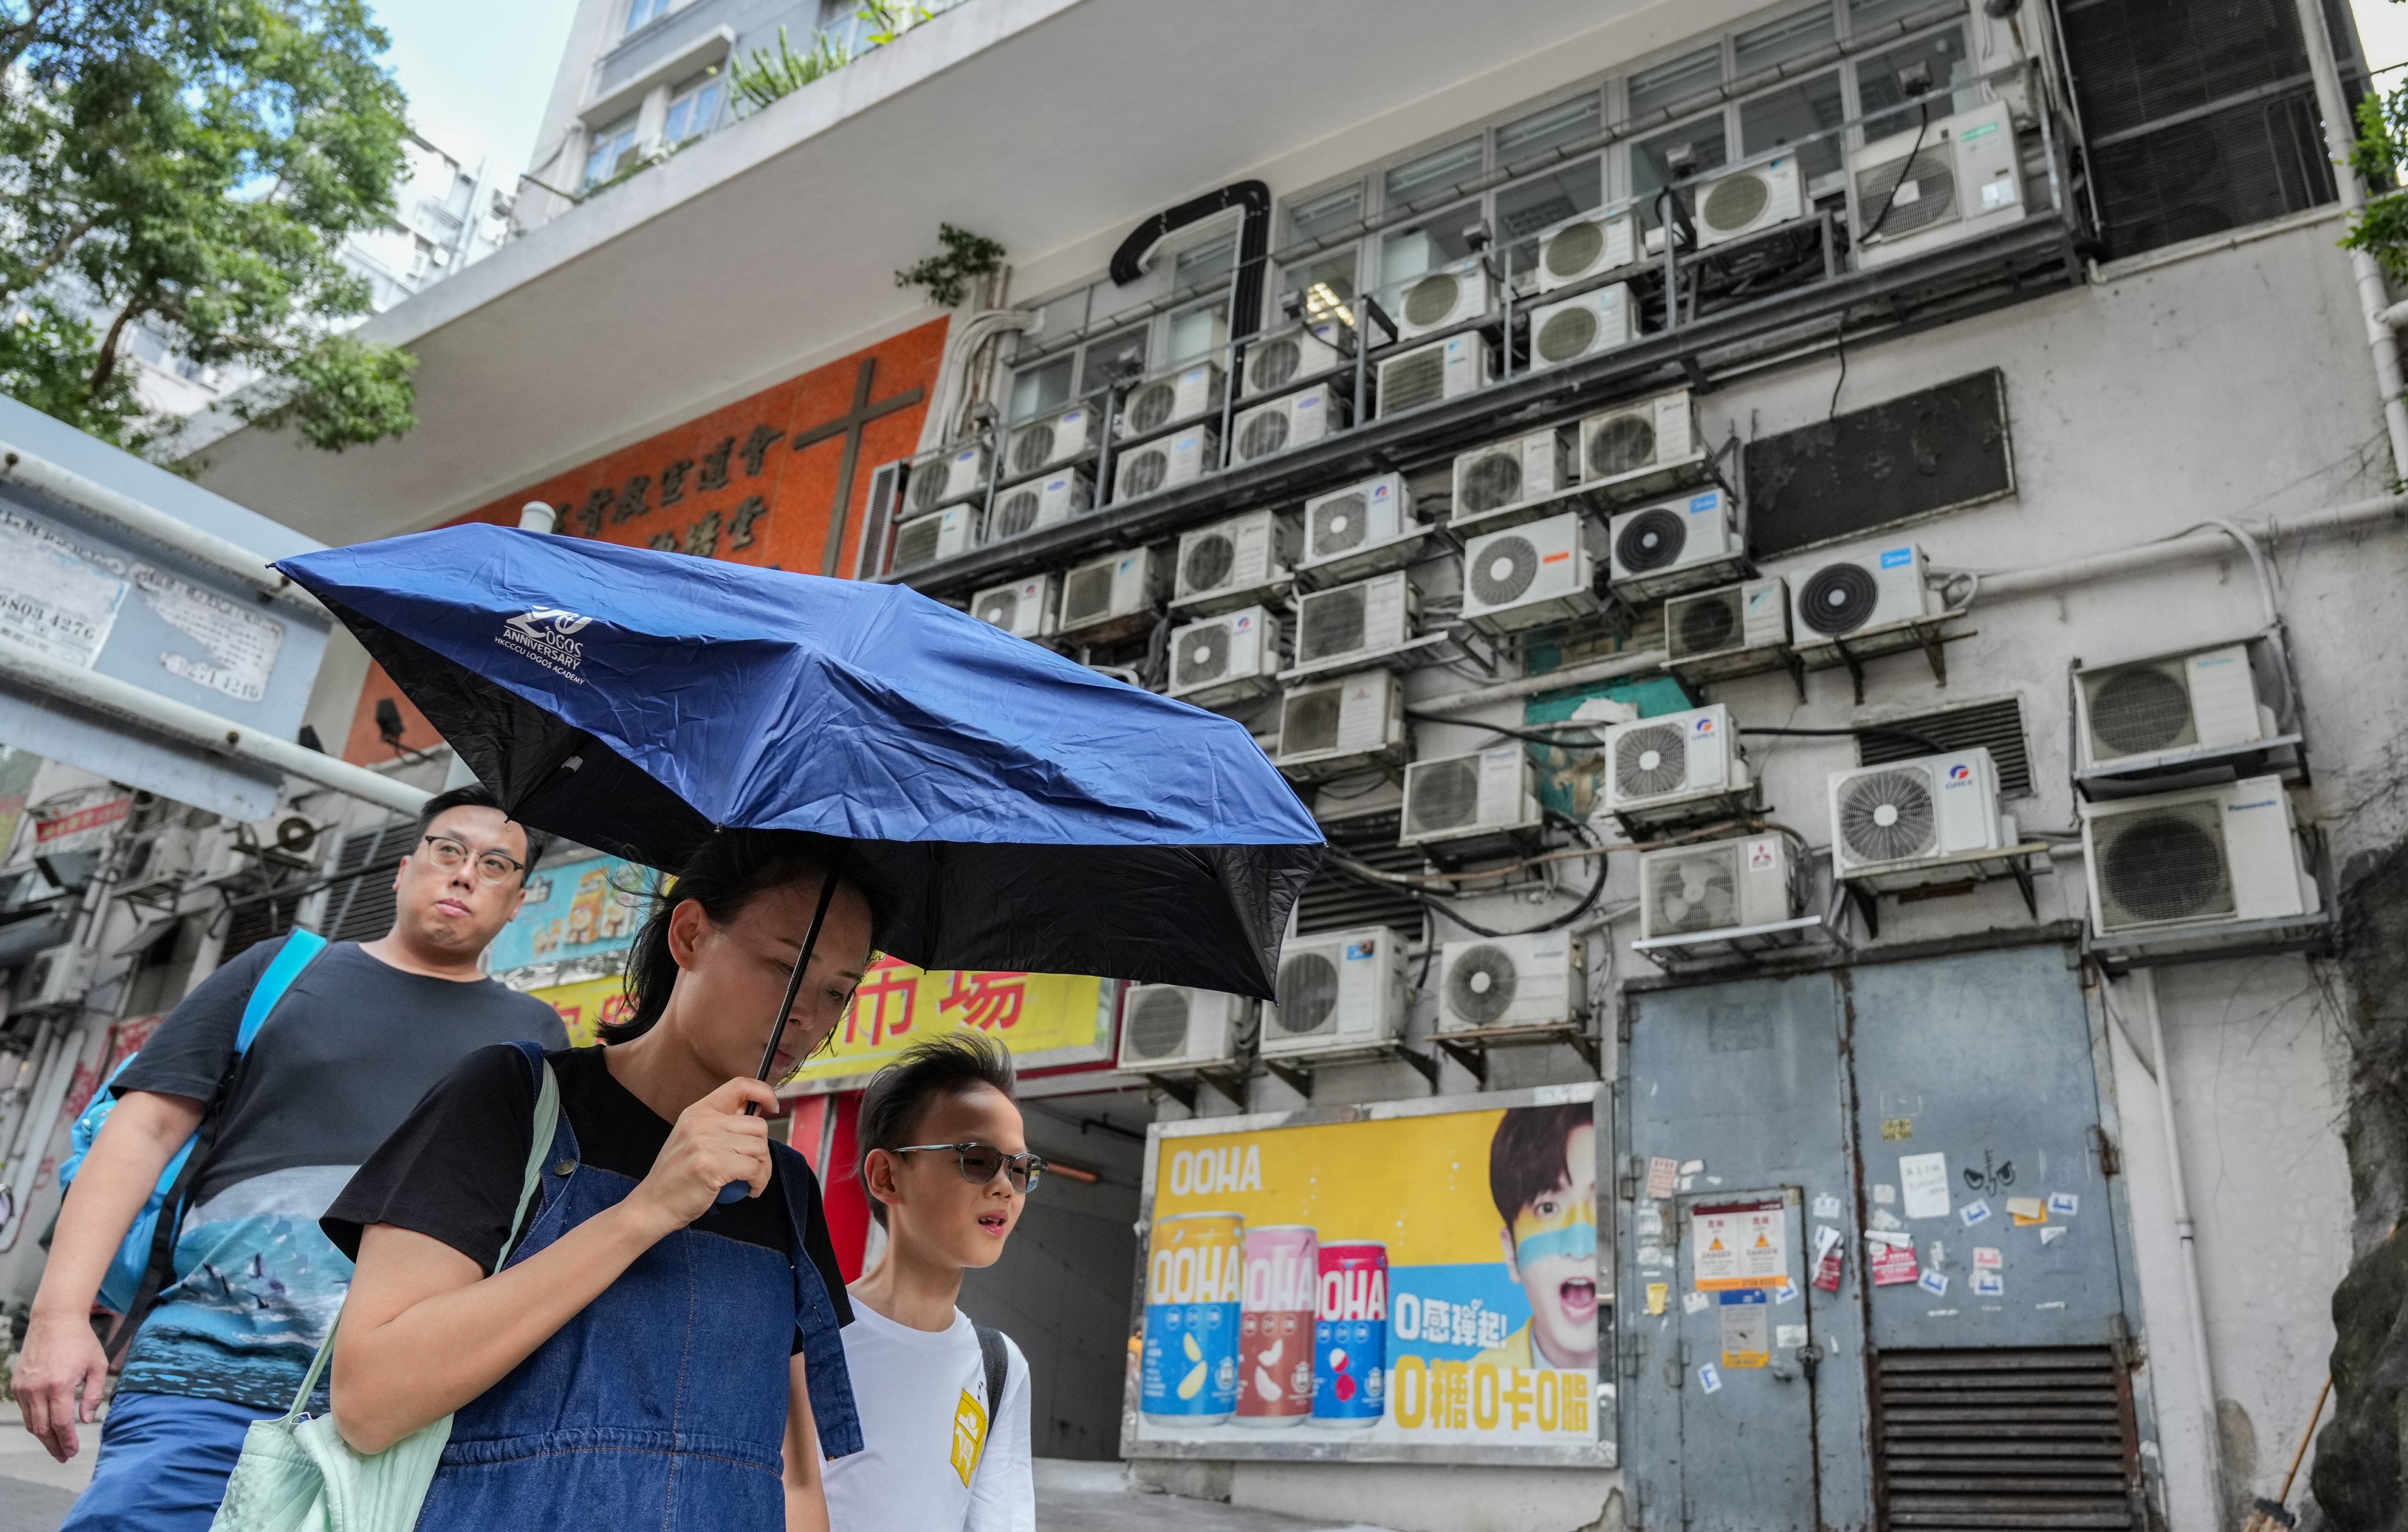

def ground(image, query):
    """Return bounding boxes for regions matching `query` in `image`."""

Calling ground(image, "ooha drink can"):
[1313,1240,1388,1427]
[1237,1225,1317,1427]
[1141,1211,1244,1424]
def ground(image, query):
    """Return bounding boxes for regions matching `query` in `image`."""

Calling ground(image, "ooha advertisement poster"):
[1129,1084,1613,1464]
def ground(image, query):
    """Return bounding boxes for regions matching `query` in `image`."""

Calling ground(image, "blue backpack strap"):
[773,1140,863,1460]
[235,930,328,1054]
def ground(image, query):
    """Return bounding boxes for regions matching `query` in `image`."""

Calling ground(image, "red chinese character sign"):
[788,957,1117,1090]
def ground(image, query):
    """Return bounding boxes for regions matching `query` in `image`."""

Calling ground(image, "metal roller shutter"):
[1872,1345,2143,1529]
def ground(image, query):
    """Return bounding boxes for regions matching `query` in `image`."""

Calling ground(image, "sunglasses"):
[892,1141,1048,1193]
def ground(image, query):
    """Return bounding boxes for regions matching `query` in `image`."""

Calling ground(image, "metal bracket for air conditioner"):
[1261,1040,1441,1100]
[1794,613,1971,705]
[1629,912,1841,972]
[1838,840,2053,939]
[1143,1066,1251,1112]
[1291,526,1445,589]
[1427,1017,1602,1084]
[1608,782,1765,840]
[1661,640,1806,705]
[1277,628,1494,685]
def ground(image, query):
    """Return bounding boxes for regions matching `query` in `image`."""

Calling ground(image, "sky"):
[370,0,583,180]
[2359,0,2408,74]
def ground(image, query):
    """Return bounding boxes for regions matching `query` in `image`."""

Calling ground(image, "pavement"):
[0,1401,90,1532]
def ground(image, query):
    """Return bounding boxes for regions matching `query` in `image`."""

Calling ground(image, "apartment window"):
[1173,235,1236,295]
[1630,115,1729,202]
[1378,198,1481,301]
[1495,92,1602,168]
[1384,137,1485,208]
[1283,183,1364,315]
[1080,326,1148,391]
[663,73,722,145]
[122,918,202,1017]
[1629,47,1722,120]
[1736,7,1836,74]
[584,114,641,188]
[626,0,673,34]
[1848,0,1956,35]
[1741,69,1849,183]
[1853,24,1972,141]
[1167,301,1227,365]
[1008,354,1073,423]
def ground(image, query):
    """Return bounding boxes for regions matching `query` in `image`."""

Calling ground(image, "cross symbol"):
[792,357,926,576]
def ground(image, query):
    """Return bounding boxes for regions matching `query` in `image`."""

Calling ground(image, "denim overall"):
[414,1043,861,1531]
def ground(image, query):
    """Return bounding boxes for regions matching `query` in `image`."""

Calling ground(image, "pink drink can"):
[1237,1226,1317,1426]
[1314,1240,1388,1427]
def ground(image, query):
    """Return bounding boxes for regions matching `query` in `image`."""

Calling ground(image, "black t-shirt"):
[323,1045,852,1350]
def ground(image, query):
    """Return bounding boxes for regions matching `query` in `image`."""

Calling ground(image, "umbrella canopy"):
[278,525,1321,999]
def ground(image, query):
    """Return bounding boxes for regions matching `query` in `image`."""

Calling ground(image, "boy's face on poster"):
[1499,1123,1598,1370]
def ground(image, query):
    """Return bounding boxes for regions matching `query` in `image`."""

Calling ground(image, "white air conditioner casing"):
[1231,385,1345,465]
[1529,285,1635,372]
[891,505,976,573]
[1175,509,1294,615]
[1113,425,1218,502]
[2075,642,2271,775]
[1057,546,1167,641]
[1006,404,1100,478]
[1168,606,1283,709]
[1537,209,1638,291]
[1301,475,1415,571]
[1665,578,1789,663]
[1694,156,1805,247]
[1242,323,1350,399]
[1262,925,1408,1057]
[1639,834,1804,939]
[1401,745,1542,855]
[1579,389,1704,500]
[14,943,93,1010]
[985,469,1091,543]
[1393,258,1491,339]
[1790,543,1938,644]
[1607,488,1743,599]
[903,442,991,518]
[1602,705,1749,817]
[1118,984,1248,1070]
[1437,930,1584,1033]
[1376,334,1491,418]
[970,574,1056,640]
[1461,511,1599,635]
[1294,572,1417,669]
[2082,776,2317,937]
[1829,748,2013,879]
[1451,428,1577,534]
[1853,99,2025,268]
[1276,669,1407,778]
[1117,362,1224,440]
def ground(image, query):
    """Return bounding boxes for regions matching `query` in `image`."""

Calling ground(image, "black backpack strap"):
[975,1324,1009,1419]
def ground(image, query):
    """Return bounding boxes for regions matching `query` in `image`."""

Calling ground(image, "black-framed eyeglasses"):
[420,834,527,886]
[893,1141,1047,1193]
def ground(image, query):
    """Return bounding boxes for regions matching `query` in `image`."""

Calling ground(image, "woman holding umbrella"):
[318,830,876,1530]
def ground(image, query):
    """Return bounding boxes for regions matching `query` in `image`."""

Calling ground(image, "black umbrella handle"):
[715,855,848,1206]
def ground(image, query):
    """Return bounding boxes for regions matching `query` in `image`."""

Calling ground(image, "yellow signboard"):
[528,974,634,1048]
[786,956,1115,1091]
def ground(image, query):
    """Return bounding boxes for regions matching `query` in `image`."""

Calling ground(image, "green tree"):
[0,0,418,454]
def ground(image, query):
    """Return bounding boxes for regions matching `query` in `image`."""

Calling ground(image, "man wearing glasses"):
[14,785,569,1532]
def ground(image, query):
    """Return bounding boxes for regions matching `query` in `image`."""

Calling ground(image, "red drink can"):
[1237,1225,1317,1426]
[1314,1240,1389,1427]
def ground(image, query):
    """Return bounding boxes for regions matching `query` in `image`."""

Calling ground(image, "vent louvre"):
[1858,697,2034,798]
[1874,1347,2139,1530]
[1380,349,1447,413]
[1297,811,1424,936]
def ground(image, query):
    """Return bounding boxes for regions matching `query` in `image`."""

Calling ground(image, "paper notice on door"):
[1691,1199,1789,1290]
[1646,1282,1669,1316]
[1646,1157,1679,1199]
[2007,1196,2046,1226]
[138,569,283,702]
[1871,1242,1919,1286]
[1898,1153,1951,1220]
[1719,1291,1769,1369]
[0,507,127,667]
[1775,1323,1808,1350]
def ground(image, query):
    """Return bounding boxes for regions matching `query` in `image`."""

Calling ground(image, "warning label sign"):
[1691,1198,1789,1291]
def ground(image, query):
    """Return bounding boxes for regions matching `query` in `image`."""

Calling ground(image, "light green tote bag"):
[209,1059,560,1532]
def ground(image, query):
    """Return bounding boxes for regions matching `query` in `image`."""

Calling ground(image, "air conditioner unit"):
[1232,385,1347,465]
[1828,748,2013,879]
[1665,578,1789,663]
[1113,425,1218,502]
[1117,362,1224,440]
[1602,705,1749,818]
[1006,403,1100,479]
[2082,776,2317,937]
[1437,930,1584,1033]
[1168,606,1283,710]
[1853,99,2025,269]
[1639,834,1804,940]
[1261,925,1408,1058]
[970,575,1056,640]
[1529,285,1636,372]
[1394,258,1491,340]
[1275,669,1407,778]
[14,943,93,1010]
[1607,487,1745,600]
[1242,323,1351,399]
[2075,642,2273,776]
[1294,572,1417,670]
[1117,984,1248,1070]
[1578,389,1704,500]
[903,442,990,518]
[1057,546,1167,643]
[1694,156,1805,248]
[1175,509,1294,614]
[1375,334,1491,418]
[1301,475,1415,572]
[891,505,976,573]
[1461,512,1599,636]
[1451,428,1577,534]
[985,469,1091,543]
[1401,745,1542,856]
[1789,544,1938,645]
[1537,209,1638,292]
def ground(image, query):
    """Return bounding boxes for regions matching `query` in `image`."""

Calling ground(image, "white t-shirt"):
[822,1300,1034,1532]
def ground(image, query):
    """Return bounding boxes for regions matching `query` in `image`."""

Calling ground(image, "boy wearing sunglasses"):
[831,1032,1040,1532]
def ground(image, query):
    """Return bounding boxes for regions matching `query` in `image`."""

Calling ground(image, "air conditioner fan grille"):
[1838,767,1938,865]
[1460,453,1524,513]
[1182,534,1236,593]
[1588,413,1656,478]
[1249,339,1301,393]
[1403,272,1464,329]
[1126,988,1194,1060]
[1701,171,1772,232]
[1010,423,1056,477]
[1614,722,1689,799]
[1380,350,1446,413]
[1537,306,1599,363]
[993,490,1040,540]
[1800,562,1882,636]
[1615,508,1688,573]
[1671,591,1741,658]
[1470,536,1540,606]
[1120,449,1168,498]
[1649,845,1740,933]
[1445,944,1519,1026]
[1061,566,1114,626]
[1238,409,1290,461]
[1281,689,1342,755]
[1311,493,1369,555]
[1300,589,1367,661]
[2100,802,2235,927]
[1408,758,1482,835]
[1275,953,1341,1033]
[974,590,1019,628]
[2088,665,2196,758]
[1127,382,1177,434]
[1544,221,1606,278]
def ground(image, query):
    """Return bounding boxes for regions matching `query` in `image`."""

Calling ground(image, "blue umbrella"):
[277,525,1322,1006]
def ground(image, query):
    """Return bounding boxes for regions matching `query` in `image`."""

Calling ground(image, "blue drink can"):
[1141,1211,1244,1424]
[1313,1240,1388,1427]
